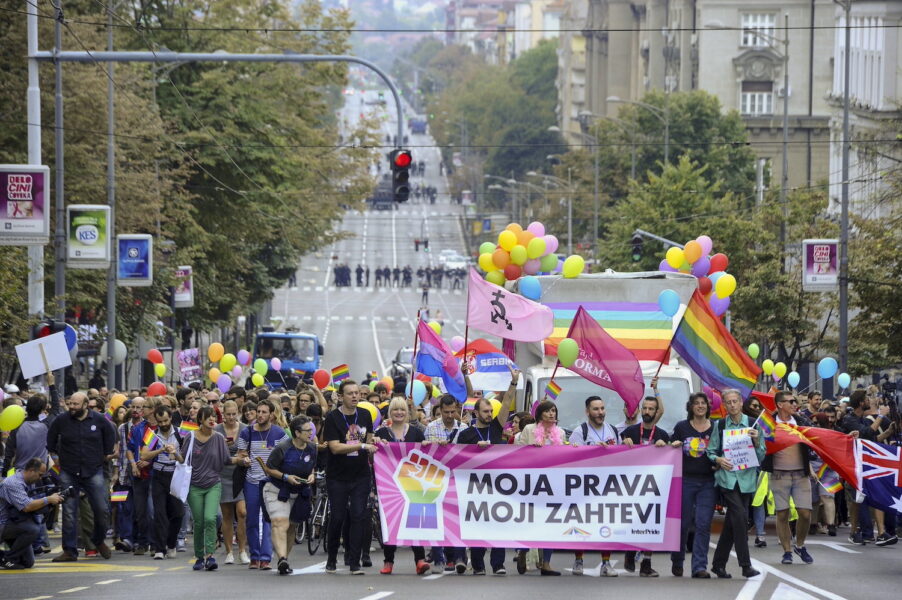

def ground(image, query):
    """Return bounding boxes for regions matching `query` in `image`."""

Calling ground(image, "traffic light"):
[631,234,643,262]
[390,149,412,203]
[33,318,66,340]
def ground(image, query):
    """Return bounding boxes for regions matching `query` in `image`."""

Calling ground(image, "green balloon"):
[253,358,268,376]
[557,338,579,368]
[747,343,760,359]
[479,242,496,255]
[539,253,558,272]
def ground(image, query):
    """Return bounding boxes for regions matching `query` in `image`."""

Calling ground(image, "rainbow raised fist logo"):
[393,450,450,540]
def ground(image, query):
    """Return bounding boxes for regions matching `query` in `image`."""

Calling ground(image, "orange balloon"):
[516,230,535,247]
[505,223,523,235]
[684,240,703,263]
[492,248,511,269]
[110,393,127,411]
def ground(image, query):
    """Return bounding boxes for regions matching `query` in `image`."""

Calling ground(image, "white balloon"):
[99,339,128,365]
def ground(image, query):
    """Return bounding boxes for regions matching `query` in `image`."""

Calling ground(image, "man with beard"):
[140,405,186,560]
[620,396,671,577]
[47,392,116,562]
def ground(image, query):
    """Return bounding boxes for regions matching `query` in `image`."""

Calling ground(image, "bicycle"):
[368,485,384,550]
[308,470,330,555]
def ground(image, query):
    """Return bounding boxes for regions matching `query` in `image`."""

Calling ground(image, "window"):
[741,13,776,47]
[741,81,773,115]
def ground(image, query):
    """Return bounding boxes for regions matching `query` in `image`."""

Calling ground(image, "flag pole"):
[408,309,421,400]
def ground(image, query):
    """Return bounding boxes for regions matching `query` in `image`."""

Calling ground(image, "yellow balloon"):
[486,270,505,286]
[251,373,265,387]
[208,367,221,382]
[510,245,528,266]
[498,230,517,251]
[527,237,546,259]
[428,320,442,335]
[562,255,585,278]
[109,393,127,411]
[478,253,495,272]
[715,273,737,298]
[0,405,25,432]
[208,342,224,363]
[357,400,379,423]
[490,398,502,419]
[154,363,167,378]
[774,362,788,379]
[762,359,774,376]
[666,247,685,269]
[220,353,237,372]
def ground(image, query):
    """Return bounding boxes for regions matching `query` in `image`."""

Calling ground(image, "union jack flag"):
[860,440,902,487]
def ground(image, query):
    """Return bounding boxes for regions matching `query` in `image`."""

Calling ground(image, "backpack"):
[580,422,618,445]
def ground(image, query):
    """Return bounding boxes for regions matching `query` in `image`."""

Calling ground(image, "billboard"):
[67,204,111,269]
[802,239,839,292]
[174,265,194,308]
[0,164,50,245]
[117,234,153,287]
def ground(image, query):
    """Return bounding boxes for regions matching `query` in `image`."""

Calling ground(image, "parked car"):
[389,347,414,379]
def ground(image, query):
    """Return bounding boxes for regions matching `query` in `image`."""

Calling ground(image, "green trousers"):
[187,483,221,559]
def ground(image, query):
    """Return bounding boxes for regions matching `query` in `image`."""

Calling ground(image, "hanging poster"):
[0,164,50,245]
[67,204,111,269]
[117,234,153,286]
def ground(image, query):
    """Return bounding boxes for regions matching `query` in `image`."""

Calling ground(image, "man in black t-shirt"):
[454,368,518,575]
[621,396,671,578]
[323,380,377,574]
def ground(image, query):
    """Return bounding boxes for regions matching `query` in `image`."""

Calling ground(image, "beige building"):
[556,0,589,141]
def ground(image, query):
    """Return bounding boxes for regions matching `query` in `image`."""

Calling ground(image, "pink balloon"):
[710,390,722,412]
[271,357,282,371]
[696,235,713,256]
[523,258,541,275]
[526,221,545,237]
[237,349,251,365]
[231,365,242,378]
[543,235,559,255]
[659,259,677,273]
[450,335,465,353]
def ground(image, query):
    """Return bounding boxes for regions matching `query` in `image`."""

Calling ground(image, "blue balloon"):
[519,276,541,301]
[837,372,851,389]
[657,289,680,317]
[411,380,427,405]
[709,271,726,286]
[787,371,800,388]
[817,357,838,379]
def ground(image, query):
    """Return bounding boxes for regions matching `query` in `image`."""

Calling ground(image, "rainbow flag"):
[179,421,199,433]
[543,300,675,363]
[142,428,159,449]
[758,411,777,442]
[671,290,763,398]
[817,463,843,494]
[463,398,477,411]
[545,380,562,401]
[111,490,129,502]
[50,463,60,475]
[331,364,350,382]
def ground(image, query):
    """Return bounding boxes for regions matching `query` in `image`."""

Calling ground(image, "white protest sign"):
[723,427,759,471]
[15,331,72,379]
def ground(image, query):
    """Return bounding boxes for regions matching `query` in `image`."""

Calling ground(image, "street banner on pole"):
[802,239,839,292]
[0,165,50,245]
[375,443,681,551]
[117,234,153,286]
[67,204,111,269]
[173,266,194,308]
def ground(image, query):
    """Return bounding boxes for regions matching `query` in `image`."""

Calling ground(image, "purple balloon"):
[691,256,711,278]
[709,294,730,316]
[523,258,541,275]
[231,365,242,379]
[271,357,282,371]
[553,258,564,274]
[450,335,465,353]
[527,221,545,237]
[697,235,713,256]
[237,349,250,366]
[544,235,559,255]
[659,259,677,273]
[217,373,232,394]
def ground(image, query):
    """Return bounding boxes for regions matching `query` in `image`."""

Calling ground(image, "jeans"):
[712,485,753,570]
[187,483,222,559]
[470,547,505,571]
[2,518,40,567]
[151,471,185,552]
[753,503,767,537]
[131,477,153,548]
[244,480,273,562]
[326,477,370,567]
[59,468,109,555]
[671,477,717,574]
[384,544,425,564]
[115,486,134,543]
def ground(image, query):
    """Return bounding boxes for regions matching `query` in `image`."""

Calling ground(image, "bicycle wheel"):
[372,510,384,549]
[308,498,324,555]
[294,519,307,545]
[321,509,330,556]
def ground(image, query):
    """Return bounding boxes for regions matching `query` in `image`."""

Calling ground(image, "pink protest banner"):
[375,443,682,551]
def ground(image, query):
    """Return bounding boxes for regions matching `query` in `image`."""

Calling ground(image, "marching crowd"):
[0,367,896,581]
[332,264,466,290]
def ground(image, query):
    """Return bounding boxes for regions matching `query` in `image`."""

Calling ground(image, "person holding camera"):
[0,458,64,569]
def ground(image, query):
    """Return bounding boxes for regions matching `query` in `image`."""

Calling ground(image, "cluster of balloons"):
[207,343,265,392]
[146,348,167,380]
[748,346,852,391]
[660,235,735,317]
[477,221,585,285]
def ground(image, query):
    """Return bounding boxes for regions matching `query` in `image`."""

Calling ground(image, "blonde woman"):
[214,400,249,565]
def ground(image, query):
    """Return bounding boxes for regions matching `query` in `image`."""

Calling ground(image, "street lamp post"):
[608,96,669,166]
[835,0,851,372]
[527,171,574,254]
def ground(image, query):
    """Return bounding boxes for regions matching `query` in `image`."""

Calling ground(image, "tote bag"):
[170,432,194,502]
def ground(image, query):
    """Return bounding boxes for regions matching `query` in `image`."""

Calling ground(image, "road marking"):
[315,286,323,292]
[371,318,387,374]
[359,593,393,600]
[58,588,89,594]
[132,573,155,577]
[423,573,444,580]
[166,566,186,571]
[770,582,820,600]
[331,316,339,321]
[304,316,312,321]
[345,316,354,321]
[95,579,121,585]
[23,596,53,600]
[387,316,395,321]
[803,540,861,554]
[289,560,327,575]
[317,316,325,321]
[303,286,311,291]
[359,316,366,320]
[736,571,765,600]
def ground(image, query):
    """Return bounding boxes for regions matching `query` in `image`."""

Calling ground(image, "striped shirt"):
[424,418,463,443]
[237,425,288,483]
[153,428,182,473]
[0,472,33,529]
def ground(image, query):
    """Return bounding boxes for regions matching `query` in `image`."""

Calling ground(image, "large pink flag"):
[566,305,645,416]
[466,268,554,342]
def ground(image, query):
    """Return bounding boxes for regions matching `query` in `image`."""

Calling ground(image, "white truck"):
[514,271,700,433]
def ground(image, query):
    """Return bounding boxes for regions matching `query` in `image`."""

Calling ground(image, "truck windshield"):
[538,376,691,434]
[256,337,316,363]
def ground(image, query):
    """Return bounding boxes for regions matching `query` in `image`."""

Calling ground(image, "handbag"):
[170,432,194,502]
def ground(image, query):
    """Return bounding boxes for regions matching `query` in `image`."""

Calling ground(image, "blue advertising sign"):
[117,234,153,287]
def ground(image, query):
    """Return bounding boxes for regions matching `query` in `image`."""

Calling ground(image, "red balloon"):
[147,381,167,397]
[698,276,712,295]
[146,348,164,365]
[503,264,522,280]
[709,253,729,274]
[313,369,331,390]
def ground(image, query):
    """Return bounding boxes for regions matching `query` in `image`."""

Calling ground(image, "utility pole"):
[778,13,791,273]
[105,5,118,389]
[836,0,851,372]
[26,2,43,318]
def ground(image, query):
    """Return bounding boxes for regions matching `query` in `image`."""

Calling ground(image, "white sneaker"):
[166,548,177,559]
[601,561,619,577]
[572,558,584,576]
[239,550,251,565]
[431,562,443,574]
[153,552,164,560]
[225,552,235,565]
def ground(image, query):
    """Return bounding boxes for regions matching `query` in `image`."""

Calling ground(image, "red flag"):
[565,305,645,416]
[765,423,857,487]
[751,391,777,413]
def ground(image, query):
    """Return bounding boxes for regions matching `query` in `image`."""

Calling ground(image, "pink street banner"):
[375,443,682,551]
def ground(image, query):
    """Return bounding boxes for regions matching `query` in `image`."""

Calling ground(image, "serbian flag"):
[565,305,645,417]
[766,423,857,487]
[454,338,520,392]
[466,268,553,342]
[414,319,467,401]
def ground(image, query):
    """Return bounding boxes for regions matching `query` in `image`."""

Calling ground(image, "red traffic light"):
[393,150,412,168]
[37,325,51,338]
